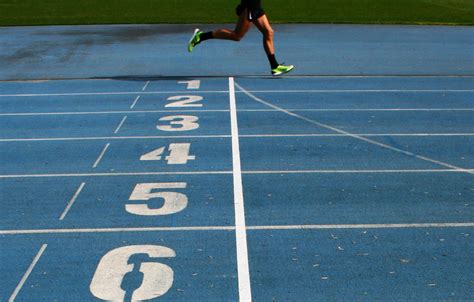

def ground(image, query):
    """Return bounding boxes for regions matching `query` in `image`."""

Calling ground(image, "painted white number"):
[126,182,188,216]
[157,115,199,132]
[140,143,195,164]
[178,80,200,89]
[90,245,176,301]
[166,95,203,108]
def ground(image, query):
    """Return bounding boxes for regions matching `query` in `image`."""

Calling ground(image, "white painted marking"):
[237,89,474,93]
[90,245,175,301]
[143,143,197,164]
[0,89,471,98]
[114,116,127,134]
[1,226,235,235]
[127,183,188,216]
[2,108,473,117]
[166,95,203,108]
[0,171,233,178]
[239,108,474,112]
[257,74,474,79]
[166,143,195,164]
[157,115,199,132]
[247,223,474,230]
[0,91,228,98]
[1,222,473,236]
[139,143,196,164]
[142,81,150,91]
[240,133,474,138]
[0,109,228,116]
[1,133,473,143]
[229,77,252,301]
[0,135,231,142]
[130,96,141,109]
[235,82,474,175]
[0,169,473,179]
[178,80,201,89]
[243,169,474,174]
[92,143,110,168]
[9,244,48,302]
[59,182,86,220]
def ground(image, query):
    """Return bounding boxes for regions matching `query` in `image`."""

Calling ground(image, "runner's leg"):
[212,10,252,41]
[253,14,294,75]
[252,14,274,55]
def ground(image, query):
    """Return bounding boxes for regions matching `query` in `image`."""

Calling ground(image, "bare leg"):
[212,10,252,41]
[252,14,275,55]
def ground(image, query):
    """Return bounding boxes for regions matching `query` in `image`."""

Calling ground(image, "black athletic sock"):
[267,54,279,69]
[200,31,213,42]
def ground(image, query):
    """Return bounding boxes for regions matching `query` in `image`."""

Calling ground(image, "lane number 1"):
[178,80,200,89]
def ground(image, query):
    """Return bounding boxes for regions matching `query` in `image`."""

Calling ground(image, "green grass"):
[1,0,473,26]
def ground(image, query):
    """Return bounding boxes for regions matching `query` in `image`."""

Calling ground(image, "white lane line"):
[240,108,474,112]
[229,77,252,301]
[9,244,48,302]
[259,75,474,78]
[0,91,229,98]
[243,169,474,174]
[130,96,141,109]
[2,108,473,116]
[59,182,86,220]
[2,222,473,236]
[142,81,150,91]
[240,133,474,138]
[0,109,229,116]
[0,134,232,142]
[114,116,127,134]
[0,89,471,98]
[237,90,474,93]
[1,133,473,142]
[247,222,474,230]
[92,143,110,168]
[1,227,235,235]
[235,82,474,175]
[0,169,473,179]
[0,171,233,178]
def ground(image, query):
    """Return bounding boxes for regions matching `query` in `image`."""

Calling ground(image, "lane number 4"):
[140,143,195,165]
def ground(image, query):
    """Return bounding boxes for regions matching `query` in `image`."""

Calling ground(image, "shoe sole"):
[272,65,294,76]
[188,28,200,52]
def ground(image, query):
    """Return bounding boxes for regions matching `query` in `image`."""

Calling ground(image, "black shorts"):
[236,0,265,21]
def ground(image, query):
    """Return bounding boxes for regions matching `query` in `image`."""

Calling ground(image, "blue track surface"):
[1,24,474,79]
[1,24,474,301]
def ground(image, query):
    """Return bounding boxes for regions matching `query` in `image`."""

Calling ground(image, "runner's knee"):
[264,28,274,40]
[233,31,245,41]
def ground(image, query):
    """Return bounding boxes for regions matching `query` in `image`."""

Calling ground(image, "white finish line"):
[229,77,252,301]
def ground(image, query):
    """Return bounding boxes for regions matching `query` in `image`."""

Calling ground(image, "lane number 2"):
[166,95,203,107]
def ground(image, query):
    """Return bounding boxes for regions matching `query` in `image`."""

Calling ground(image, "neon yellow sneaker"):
[188,28,202,52]
[271,64,294,76]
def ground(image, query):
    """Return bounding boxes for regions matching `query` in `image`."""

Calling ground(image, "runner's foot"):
[188,28,202,52]
[271,64,294,76]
